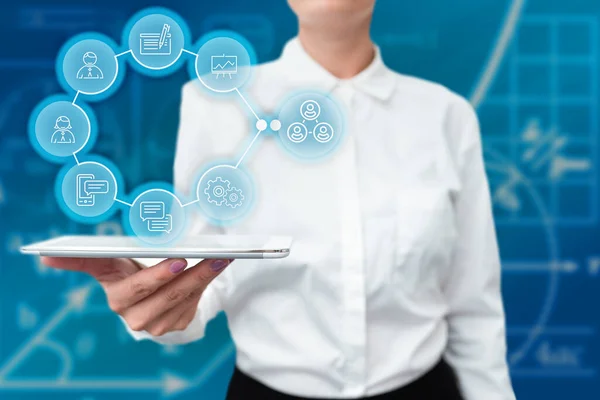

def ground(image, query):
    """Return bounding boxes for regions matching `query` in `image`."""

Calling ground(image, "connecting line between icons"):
[182,199,199,208]
[235,129,264,169]
[182,48,197,57]
[72,153,80,165]
[234,88,260,121]
[71,91,80,105]
[114,49,132,58]
[115,198,133,207]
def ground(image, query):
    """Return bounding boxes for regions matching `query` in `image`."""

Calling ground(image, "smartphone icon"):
[77,174,95,207]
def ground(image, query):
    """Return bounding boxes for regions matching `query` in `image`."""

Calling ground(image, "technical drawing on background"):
[481,14,598,225]
[0,281,235,397]
[475,11,599,381]
[484,149,596,379]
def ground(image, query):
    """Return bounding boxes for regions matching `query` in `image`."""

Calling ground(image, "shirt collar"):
[279,37,396,102]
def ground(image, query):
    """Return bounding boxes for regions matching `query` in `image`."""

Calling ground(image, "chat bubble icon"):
[147,214,173,233]
[140,201,165,221]
[84,180,109,195]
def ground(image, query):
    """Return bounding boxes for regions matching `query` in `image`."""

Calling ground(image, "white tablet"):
[20,235,292,259]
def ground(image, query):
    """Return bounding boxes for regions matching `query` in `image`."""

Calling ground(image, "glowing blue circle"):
[195,164,254,224]
[56,157,122,223]
[125,185,186,245]
[277,92,344,160]
[28,95,97,163]
[125,8,189,74]
[59,34,121,97]
[192,32,255,93]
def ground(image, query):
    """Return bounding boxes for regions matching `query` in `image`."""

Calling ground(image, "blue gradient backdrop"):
[0,0,598,399]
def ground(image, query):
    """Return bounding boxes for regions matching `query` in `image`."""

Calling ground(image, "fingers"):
[105,258,188,313]
[40,257,141,282]
[142,295,200,336]
[121,258,232,332]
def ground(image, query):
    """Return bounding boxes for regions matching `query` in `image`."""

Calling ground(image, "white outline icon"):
[287,122,309,143]
[204,177,245,208]
[77,52,104,80]
[300,100,320,121]
[139,201,173,233]
[313,122,334,143]
[51,116,75,144]
[76,173,110,207]
[285,99,335,144]
[211,54,238,79]
[139,23,172,56]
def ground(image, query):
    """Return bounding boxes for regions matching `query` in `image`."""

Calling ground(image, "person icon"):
[300,100,321,121]
[287,122,308,143]
[313,122,334,143]
[77,51,104,80]
[51,116,76,144]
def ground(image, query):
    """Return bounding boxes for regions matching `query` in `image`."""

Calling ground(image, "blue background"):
[0,0,598,399]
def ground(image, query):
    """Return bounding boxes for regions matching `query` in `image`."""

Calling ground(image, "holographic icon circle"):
[127,187,186,245]
[278,92,344,159]
[196,164,254,223]
[127,12,187,72]
[60,37,119,95]
[30,99,93,160]
[59,161,118,219]
[193,33,254,93]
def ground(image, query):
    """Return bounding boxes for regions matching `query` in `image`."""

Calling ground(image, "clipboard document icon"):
[211,54,238,79]
[139,23,172,56]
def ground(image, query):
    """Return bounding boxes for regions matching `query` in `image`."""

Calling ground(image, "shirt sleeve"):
[442,99,516,400]
[123,82,227,344]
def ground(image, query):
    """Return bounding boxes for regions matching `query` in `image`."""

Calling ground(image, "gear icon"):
[224,186,244,209]
[204,177,231,206]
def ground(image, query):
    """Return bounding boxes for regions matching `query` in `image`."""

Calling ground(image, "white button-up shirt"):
[128,38,516,400]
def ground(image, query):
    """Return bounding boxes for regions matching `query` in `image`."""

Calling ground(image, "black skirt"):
[226,359,464,400]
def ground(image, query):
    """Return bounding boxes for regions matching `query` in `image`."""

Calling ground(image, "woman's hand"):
[40,257,232,336]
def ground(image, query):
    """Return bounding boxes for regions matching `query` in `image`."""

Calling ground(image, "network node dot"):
[270,119,281,131]
[256,119,268,131]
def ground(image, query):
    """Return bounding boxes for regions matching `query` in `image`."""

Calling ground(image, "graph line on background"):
[470,0,526,109]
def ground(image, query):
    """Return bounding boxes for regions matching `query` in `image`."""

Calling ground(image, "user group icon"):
[28,6,345,244]
[278,93,343,159]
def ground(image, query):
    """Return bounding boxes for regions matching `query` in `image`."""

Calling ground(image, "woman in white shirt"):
[42,1,516,399]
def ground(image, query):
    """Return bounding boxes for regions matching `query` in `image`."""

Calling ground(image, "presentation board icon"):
[76,174,110,207]
[211,54,238,79]
[76,51,104,80]
[139,23,172,56]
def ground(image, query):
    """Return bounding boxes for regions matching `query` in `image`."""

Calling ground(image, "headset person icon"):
[77,51,104,80]
[51,115,76,144]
